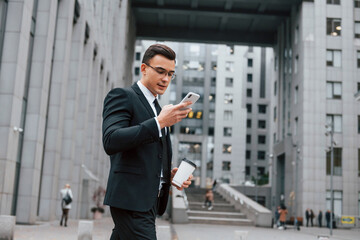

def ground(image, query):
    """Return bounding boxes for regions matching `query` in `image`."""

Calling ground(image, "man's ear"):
[140,63,147,75]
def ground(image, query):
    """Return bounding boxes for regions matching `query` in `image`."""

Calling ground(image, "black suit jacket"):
[102,83,172,215]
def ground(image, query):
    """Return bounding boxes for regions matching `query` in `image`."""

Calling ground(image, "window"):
[326,148,342,176]
[359,192,360,216]
[326,114,342,133]
[274,107,277,121]
[180,126,202,135]
[258,167,265,176]
[134,67,140,76]
[135,52,141,60]
[223,144,232,154]
[356,0,360,8]
[227,45,234,55]
[258,151,266,160]
[246,150,251,159]
[247,74,253,83]
[211,77,216,86]
[326,82,342,99]
[246,134,251,144]
[246,166,250,176]
[295,25,299,44]
[209,110,215,120]
[326,190,342,217]
[327,18,341,36]
[294,86,298,104]
[274,81,277,96]
[222,161,231,171]
[209,94,215,103]
[358,149,360,177]
[224,110,233,120]
[248,59,253,67]
[224,127,232,137]
[358,116,360,133]
[208,127,214,136]
[258,105,267,114]
[327,0,340,4]
[247,119,252,128]
[225,61,234,72]
[211,62,217,71]
[357,51,360,68]
[258,135,266,144]
[225,77,233,87]
[258,120,266,129]
[224,94,233,104]
[246,89,252,98]
[294,117,298,136]
[355,22,360,38]
[294,55,299,73]
[246,104,252,113]
[326,50,341,67]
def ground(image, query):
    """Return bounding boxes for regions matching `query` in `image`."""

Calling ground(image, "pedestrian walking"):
[274,206,280,228]
[202,189,214,210]
[60,184,73,227]
[305,208,310,227]
[310,209,314,227]
[318,210,323,228]
[325,210,331,228]
[279,205,288,229]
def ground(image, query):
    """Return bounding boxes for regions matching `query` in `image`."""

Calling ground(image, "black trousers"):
[110,198,159,240]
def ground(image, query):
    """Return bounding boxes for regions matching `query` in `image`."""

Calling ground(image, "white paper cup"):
[172,158,196,188]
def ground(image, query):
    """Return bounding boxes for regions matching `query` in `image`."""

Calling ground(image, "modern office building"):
[270,0,360,220]
[0,0,135,224]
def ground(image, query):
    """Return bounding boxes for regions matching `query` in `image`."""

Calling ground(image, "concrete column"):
[41,0,75,221]
[16,0,58,223]
[57,0,86,220]
[0,215,15,240]
[0,0,34,216]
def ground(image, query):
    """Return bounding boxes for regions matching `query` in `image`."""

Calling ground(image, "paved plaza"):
[13,217,360,240]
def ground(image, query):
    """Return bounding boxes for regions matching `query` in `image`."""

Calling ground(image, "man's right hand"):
[157,101,192,128]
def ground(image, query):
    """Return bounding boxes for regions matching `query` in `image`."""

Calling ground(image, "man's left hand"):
[170,168,193,191]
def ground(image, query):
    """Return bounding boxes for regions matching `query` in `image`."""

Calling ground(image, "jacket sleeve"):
[102,88,159,155]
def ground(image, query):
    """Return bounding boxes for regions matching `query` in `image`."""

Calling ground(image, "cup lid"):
[182,158,196,168]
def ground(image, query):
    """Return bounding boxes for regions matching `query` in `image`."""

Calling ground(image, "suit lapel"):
[131,83,155,118]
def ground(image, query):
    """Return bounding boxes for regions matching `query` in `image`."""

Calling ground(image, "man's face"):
[140,54,175,96]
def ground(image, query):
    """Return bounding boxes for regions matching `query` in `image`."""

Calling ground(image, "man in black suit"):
[102,44,193,239]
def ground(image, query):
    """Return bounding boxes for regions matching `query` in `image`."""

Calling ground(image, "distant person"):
[318,210,323,228]
[60,184,73,227]
[274,206,281,227]
[278,205,288,229]
[203,189,214,210]
[305,208,311,227]
[212,179,217,190]
[325,210,331,228]
[310,209,314,227]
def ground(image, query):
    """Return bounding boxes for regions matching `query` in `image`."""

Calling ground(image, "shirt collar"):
[137,81,157,105]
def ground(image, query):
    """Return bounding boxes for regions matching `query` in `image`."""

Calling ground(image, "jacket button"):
[158,154,162,159]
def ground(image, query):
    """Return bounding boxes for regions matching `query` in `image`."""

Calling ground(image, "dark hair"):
[142,44,176,64]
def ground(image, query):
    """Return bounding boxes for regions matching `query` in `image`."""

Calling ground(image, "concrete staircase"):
[185,188,253,226]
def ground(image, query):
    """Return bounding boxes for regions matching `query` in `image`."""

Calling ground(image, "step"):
[187,210,247,219]
[188,202,236,212]
[188,216,253,226]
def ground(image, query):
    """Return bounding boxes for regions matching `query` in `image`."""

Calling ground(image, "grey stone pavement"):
[14,217,360,240]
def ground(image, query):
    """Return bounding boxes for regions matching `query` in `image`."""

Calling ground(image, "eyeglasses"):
[145,63,176,80]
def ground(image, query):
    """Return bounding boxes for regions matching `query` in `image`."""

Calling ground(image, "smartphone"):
[179,92,200,108]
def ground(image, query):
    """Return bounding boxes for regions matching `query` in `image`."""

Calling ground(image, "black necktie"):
[153,99,169,181]
[154,99,166,136]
